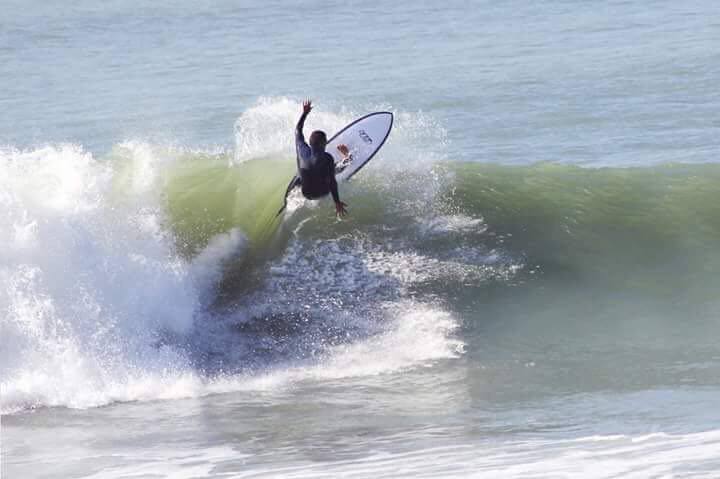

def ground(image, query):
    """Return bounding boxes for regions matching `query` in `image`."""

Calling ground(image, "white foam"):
[81,445,243,479]
[363,250,521,286]
[203,301,465,395]
[190,228,247,301]
[233,97,349,163]
[316,302,465,378]
[203,429,720,478]
[66,428,719,479]
[232,97,448,174]
[0,144,216,413]
[419,214,488,235]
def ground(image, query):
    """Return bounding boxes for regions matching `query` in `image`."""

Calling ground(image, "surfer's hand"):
[302,99,312,114]
[337,144,350,157]
[335,201,348,218]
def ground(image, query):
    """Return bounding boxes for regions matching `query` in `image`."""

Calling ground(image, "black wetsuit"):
[276,111,341,216]
[294,111,340,202]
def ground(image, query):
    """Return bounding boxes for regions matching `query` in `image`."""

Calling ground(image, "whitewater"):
[3,1,720,478]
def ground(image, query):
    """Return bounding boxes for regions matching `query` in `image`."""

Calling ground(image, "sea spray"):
[0,144,201,412]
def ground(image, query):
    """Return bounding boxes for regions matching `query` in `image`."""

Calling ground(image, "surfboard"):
[327,111,394,182]
[277,111,394,216]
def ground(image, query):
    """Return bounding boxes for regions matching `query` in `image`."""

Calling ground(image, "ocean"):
[2,1,720,477]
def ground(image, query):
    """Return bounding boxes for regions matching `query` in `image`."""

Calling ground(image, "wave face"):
[450,161,720,294]
[2,98,720,414]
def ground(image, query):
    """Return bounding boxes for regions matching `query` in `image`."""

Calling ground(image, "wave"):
[163,150,720,300]
[448,161,720,305]
[0,99,462,414]
[2,98,719,414]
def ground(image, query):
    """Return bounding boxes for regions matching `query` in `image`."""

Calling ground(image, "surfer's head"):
[309,130,327,151]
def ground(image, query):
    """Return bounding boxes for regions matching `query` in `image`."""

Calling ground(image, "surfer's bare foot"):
[337,144,350,156]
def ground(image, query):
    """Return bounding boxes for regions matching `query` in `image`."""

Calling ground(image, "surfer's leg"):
[288,174,301,193]
[276,175,302,217]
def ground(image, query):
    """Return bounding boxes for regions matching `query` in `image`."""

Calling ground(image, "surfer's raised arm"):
[295,100,312,167]
[296,99,312,145]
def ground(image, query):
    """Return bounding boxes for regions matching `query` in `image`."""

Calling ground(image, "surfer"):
[278,100,349,217]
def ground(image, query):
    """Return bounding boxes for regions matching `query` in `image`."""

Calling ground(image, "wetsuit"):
[276,111,341,216]
[293,110,340,201]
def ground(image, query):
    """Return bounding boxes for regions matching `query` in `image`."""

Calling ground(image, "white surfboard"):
[327,111,394,182]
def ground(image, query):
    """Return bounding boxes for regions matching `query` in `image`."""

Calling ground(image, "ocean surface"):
[2,1,720,477]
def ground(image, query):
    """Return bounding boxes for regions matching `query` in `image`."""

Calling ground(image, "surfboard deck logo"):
[358,129,373,144]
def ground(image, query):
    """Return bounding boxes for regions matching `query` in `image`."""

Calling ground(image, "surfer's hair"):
[309,130,327,150]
